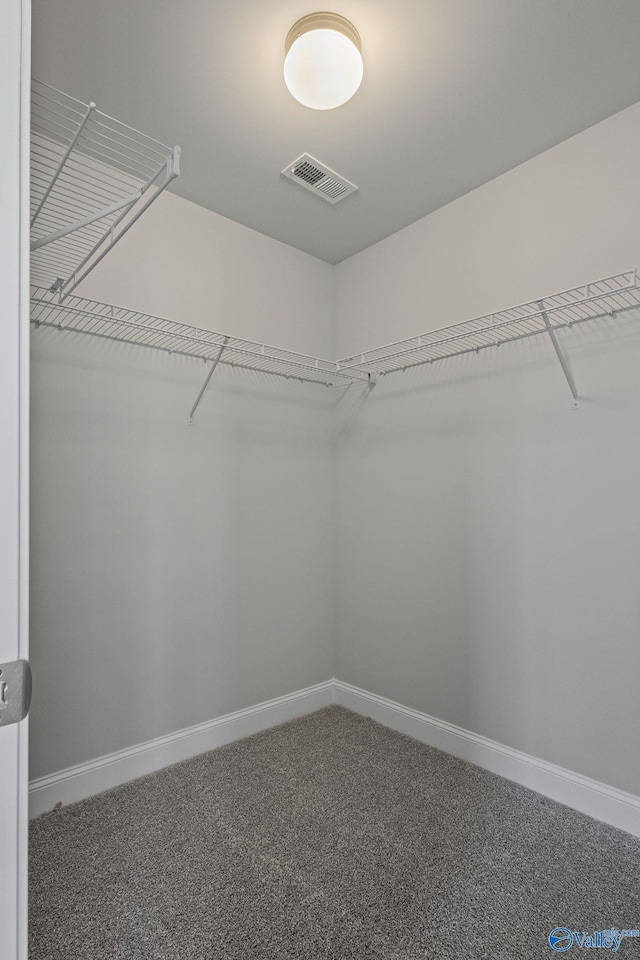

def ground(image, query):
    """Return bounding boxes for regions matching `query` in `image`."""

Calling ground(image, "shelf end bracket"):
[188,338,229,424]
[536,301,580,407]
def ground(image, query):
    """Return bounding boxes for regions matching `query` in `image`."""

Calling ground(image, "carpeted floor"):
[29,706,640,959]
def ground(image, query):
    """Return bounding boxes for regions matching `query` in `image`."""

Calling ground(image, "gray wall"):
[31,102,640,800]
[29,195,335,779]
[334,101,640,796]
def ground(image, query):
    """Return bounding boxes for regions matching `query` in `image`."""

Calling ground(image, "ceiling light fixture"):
[284,13,363,111]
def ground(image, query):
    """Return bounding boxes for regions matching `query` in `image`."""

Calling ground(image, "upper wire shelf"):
[337,270,640,378]
[30,79,180,298]
[30,287,371,390]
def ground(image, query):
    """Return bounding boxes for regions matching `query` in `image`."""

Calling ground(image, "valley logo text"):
[548,927,640,953]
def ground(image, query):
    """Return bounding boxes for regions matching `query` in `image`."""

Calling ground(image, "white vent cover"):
[281,154,357,204]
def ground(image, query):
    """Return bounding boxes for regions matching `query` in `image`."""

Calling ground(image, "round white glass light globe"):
[284,28,363,110]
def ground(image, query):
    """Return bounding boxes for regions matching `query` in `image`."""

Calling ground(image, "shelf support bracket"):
[188,337,229,424]
[58,145,182,301]
[536,301,580,408]
[30,191,142,252]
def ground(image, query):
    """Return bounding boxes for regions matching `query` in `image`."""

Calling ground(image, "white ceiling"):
[32,0,640,265]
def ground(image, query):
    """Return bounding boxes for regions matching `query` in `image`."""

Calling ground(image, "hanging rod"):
[29,288,372,400]
[30,80,180,298]
[337,270,640,403]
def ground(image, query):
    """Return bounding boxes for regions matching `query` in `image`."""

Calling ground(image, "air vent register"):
[281,154,357,204]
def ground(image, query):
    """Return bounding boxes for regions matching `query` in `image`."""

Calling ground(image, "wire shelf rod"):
[33,191,141,227]
[30,114,80,142]
[30,191,141,252]
[30,99,95,227]
[376,304,634,377]
[30,317,347,388]
[53,143,159,184]
[32,82,87,110]
[84,121,169,163]
[31,137,160,187]
[32,163,142,202]
[76,110,173,153]
[30,119,157,168]
[31,321,339,388]
[32,225,136,256]
[378,323,579,377]
[75,314,332,373]
[30,293,342,370]
[32,222,120,248]
[30,195,128,226]
[32,80,171,150]
[31,94,85,121]
[69,134,162,179]
[30,103,86,134]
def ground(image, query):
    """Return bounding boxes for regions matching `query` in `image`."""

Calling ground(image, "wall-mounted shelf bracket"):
[30,190,142,252]
[188,338,229,424]
[536,301,580,407]
[58,146,181,301]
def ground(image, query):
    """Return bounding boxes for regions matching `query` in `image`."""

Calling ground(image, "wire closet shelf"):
[30,79,180,297]
[337,270,640,378]
[29,288,372,390]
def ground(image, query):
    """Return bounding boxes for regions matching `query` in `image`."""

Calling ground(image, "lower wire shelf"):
[337,269,640,380]
[30,286,372,402]
[31,268,640,418]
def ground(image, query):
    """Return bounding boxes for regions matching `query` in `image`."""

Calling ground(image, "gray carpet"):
[29,706,640,959]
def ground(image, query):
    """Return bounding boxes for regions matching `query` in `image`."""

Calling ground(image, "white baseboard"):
[29,680,335,819]
[30,677,640,839]
[334,680,640,839]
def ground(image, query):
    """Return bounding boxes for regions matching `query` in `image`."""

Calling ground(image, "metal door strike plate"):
[0,660,32,727]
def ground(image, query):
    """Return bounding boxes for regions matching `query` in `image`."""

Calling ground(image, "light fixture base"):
[284,12,361,56]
